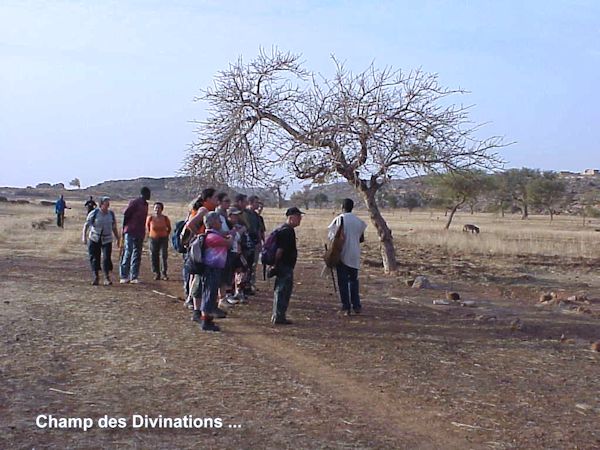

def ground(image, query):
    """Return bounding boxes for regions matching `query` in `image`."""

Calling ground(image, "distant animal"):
[463,224,480,234]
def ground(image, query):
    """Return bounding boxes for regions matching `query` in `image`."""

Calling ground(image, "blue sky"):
[1,0,598,188]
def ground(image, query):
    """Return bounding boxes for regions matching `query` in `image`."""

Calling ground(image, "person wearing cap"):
[219,206,251,307]
[271,206,304,325]
[82,196,120,286]
[327,198,367,315]
[120,186,151,284]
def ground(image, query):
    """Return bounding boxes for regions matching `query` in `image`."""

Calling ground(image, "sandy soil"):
[1,209,600,449]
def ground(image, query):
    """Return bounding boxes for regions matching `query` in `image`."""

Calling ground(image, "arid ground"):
[1,203,599,449]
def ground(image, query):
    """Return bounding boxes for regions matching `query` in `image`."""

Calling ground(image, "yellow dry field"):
[1,201,599,449]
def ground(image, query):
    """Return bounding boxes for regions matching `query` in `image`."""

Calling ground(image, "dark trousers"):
[88,240,113,275]
[149,237,168,275]
[56,212,64,228]
[200,267,222,315]
[182,253,191,297]
[273,265,294,320]
[336,263,361,311]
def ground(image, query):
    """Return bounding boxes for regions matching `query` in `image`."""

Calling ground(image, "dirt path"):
[2,253,599,449]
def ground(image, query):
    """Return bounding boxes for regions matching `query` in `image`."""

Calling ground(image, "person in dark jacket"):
[55,195,70,228]
[271,207,304,325]
[119,187,151,284]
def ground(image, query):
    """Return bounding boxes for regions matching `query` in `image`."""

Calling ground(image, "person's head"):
[204,211,222,231]
[89,196,94,200]
[59,194,64,200]
[217,192,231,208]
[191,187,217,211]
[248,195,260,210]
[153,202,164,215]
[234,193,248,210]
[99,196,110,211]
[342,198,354,213]
[140,186,151,201]
[257,201,264,215]
[285,206,305,228]
[227,207,242,224]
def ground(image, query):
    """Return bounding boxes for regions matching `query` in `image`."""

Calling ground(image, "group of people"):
[79,186,368,332]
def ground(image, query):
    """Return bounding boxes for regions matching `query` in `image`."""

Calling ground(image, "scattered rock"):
[510,318,524,332]
[539,292,556,303]
[591,341,600,352]
[412,276,431,289]
[460,300,476,307]
[446,291,460,301]
[475,314,497,323]
[432,299,451,305]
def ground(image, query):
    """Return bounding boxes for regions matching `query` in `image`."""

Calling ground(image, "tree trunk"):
[521,203,529,220]
[445,203,461,229]
[549,208,554,222]
[361,190,397,273]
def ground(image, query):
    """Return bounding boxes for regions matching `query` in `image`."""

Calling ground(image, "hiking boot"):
[352,307,362,314]
[154,274,160,281]
[201,320,220,332]
[130,279,140,284]
[91,276,99,286]
[218,299,232,311]
[224,294,239,305]
[213,307,227,319]
[271,316,293,325]
[184,298,194,310]
[339,308,351,317]
[119,278,129,284]
[103,278,113,286]
[162,273,169,280]
[191,310,202,323]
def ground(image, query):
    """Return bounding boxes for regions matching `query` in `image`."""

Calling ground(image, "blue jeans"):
[200,267,221,315]
[273,265,294,320]
[336,263,361,311]
[120,234,143,280]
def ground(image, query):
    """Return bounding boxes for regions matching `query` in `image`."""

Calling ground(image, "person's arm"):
[82,211,93,243]
[112,222,120,246]
[165,216,172,235]
[186,207,207,234]
[146,216,152,237]
[82,222,89,244]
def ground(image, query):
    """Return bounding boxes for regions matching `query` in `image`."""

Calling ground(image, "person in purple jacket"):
[119,186,151,284]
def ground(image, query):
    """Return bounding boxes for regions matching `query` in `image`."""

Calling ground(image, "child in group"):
[146,202,172,280]
[225,207,250,304]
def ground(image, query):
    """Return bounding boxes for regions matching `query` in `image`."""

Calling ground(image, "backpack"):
[91,208,116,226]
[184,233,207,275]
[171,220,189,253]
[260,225,287,266]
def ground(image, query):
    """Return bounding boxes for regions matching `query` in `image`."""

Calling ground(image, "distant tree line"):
[288,168,600,227]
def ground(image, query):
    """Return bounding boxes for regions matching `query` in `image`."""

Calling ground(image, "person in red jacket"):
[146,202,172,280]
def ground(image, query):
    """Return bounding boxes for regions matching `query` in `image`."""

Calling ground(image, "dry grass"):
[3,201,599,260]
[290,208,600,259]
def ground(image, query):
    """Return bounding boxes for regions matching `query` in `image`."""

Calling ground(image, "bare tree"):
[184,49,503,272]
[430,171,488,229]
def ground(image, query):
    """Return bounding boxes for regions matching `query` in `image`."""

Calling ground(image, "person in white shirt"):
[327,198,367,315]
